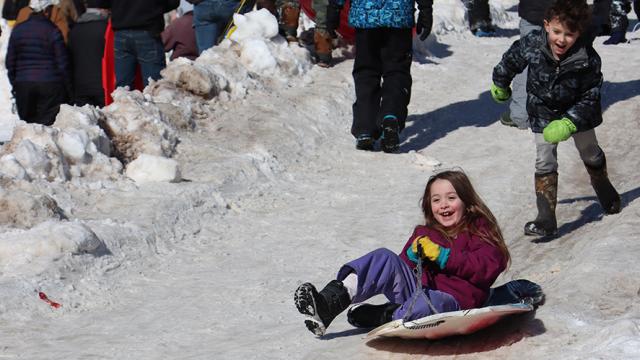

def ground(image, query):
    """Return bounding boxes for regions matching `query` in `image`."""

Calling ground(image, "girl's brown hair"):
[545,0,592,34]
[421,170,511,266]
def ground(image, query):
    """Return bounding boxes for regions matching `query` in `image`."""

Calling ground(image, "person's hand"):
[543,117,577,143]
[491,83,511,103]
[416,9,433,41]
[406,235,450,268]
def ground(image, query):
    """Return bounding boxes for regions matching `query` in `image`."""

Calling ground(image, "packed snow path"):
[1,22,640,360]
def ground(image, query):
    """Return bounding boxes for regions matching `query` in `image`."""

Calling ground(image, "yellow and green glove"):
[406,235,451,269]
[491,83,512,103]
[543,117,577,143]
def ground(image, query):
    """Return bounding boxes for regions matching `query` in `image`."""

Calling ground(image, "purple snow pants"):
[336,248,460,321]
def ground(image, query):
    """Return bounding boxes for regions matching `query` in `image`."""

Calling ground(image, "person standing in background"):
[162,1,198,61]
[15,0,70,42]
[463,0,495,36]
[2,0,30,26]
[68,0,110,107]
[188,0,243,54]
[603,0,632,44]
[108,0,179,88]
[6,0,70,125]
[330,0,433,152]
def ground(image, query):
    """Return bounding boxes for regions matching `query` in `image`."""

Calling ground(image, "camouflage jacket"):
[493,29,603,133]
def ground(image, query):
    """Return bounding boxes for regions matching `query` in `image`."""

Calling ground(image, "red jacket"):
[399,220,506,309]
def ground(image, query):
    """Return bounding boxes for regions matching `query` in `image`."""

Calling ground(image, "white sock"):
[342,273,358,300]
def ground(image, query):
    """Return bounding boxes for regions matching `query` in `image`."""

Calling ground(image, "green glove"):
[543,117,577,143]
[491,83,511,103]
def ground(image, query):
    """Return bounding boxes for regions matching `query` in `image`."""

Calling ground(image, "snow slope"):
[0,1,639,359]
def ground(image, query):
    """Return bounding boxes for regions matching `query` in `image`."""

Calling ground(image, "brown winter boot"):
[280,4,300,42]
[584,155,621,214]
[313,29,333,67]
[524,172,558,237]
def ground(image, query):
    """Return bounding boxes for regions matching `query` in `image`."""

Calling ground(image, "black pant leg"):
[13,82,39,123]
[379,28,413,132]
[465,0,492,31]
[35,82,68,126]
[351,28,383,138]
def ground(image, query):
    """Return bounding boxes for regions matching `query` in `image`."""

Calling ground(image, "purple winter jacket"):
[399,220,506,310]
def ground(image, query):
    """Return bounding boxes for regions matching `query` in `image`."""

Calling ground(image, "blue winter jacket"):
[335,0,432,29]
[5,14,70,87]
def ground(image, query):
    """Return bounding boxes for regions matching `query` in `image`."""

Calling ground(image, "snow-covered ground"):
[1,1,640,358]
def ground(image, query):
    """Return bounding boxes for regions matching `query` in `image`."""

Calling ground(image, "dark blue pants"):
[193,0,241,54]
[114,30,166,89]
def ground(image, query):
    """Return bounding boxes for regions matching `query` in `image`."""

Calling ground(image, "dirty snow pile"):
[0,9,310,283]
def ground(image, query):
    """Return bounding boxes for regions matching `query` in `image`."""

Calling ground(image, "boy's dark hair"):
[544,0,591,33]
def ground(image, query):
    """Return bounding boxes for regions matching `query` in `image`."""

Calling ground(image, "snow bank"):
[0,221,103,277]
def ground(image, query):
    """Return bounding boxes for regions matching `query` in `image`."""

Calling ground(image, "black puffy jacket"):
[493,29,603,134]
[109,0,179,35]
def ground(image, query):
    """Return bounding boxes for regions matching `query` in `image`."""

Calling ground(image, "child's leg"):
[393,289,459,321]
[337,248,459,320]
[378,28,412,153]
[525,134,559,236]
[378,28,413,129]
[351,28,383,140]
[573,130,621,213]
[572,129,603,167]
[337,248,416,304]
[534,133,559,174]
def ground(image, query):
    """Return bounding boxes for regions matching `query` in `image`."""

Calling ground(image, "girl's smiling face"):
[544,17,580,60]
[429,179,465,228]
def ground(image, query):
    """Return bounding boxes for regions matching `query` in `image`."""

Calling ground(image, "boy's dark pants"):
[14,82,68,126]
[351,27,412,139]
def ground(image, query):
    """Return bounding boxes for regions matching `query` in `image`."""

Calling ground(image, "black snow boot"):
[603,30,627,45]
[585,156,621,214]
[347,302,400,328]
[484,279,545,308]
[294,280,351,336]
[380,115,400,153]
[524,172,558,237]
[355,134,374,151]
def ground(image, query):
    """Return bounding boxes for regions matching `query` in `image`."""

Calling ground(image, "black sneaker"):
[355,134,374,151]
[380,116,399,153]
[294,280,351,336]
[347,302,400,328]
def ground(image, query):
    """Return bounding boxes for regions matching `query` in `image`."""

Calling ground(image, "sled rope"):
[402,243,439,324]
